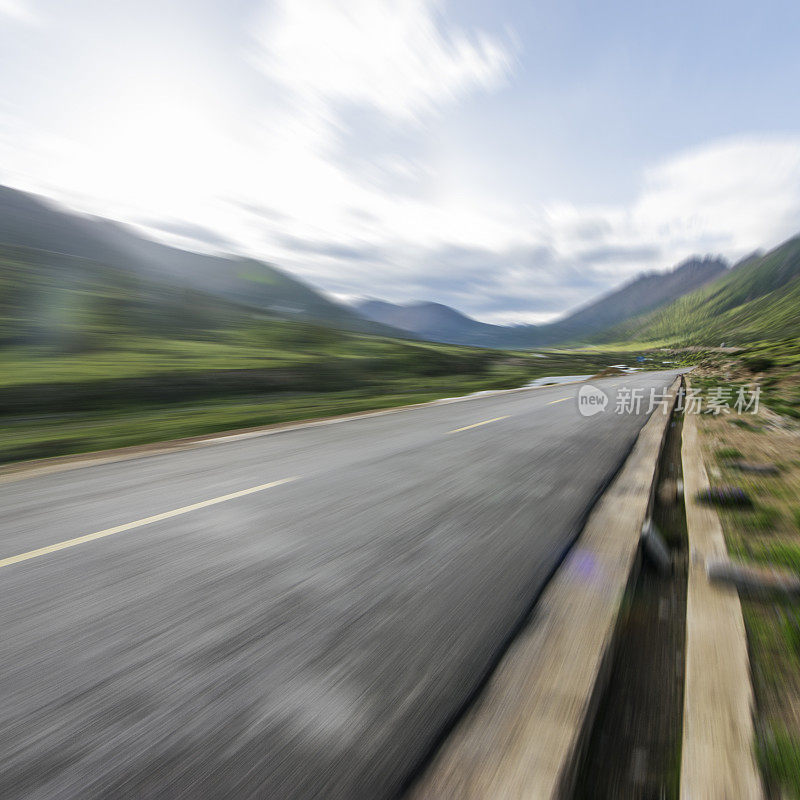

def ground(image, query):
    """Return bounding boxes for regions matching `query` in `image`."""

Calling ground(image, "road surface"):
[0,370,680,799]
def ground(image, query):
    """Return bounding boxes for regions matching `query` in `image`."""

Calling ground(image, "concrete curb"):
[408,379,680,799]
[680,399,763,799]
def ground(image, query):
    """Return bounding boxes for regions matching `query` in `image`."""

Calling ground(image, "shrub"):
[744,356,775,373]
[716,447,743,461]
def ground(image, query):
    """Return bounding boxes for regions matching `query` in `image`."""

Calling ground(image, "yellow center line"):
[546,396,570,405]
[447,415,510,434]
[0,476,298,570]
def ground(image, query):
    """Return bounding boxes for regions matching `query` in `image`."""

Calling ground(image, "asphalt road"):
[0,370,680,799]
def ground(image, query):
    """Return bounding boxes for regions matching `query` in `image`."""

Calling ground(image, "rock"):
[706,559,800,596]
[696,486,753,507]
[729,461,780,475]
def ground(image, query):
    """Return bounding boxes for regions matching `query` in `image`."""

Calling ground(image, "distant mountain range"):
[3,183,797,351]
[355,300,510,347]
[355,256,728,348]
[0,185,402,338]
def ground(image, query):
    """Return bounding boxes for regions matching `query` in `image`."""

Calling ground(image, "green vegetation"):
[672,335,800,422]
[0,344,631,463]
[597,237,800,345]
[0,185,399,337]
[730,417,758,430]
[744,355,775,373]
[757,727,800,799]
[745,503,782,533]
[736,540,800,574]
[715,446,742,461]
[1,381,518,463]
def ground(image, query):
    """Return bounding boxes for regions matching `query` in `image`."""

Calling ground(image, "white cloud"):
[253,0,513,122]
[197,0,521,292]
[0,0,37,24]
[1,2,799,327]
[294,134,800,323]
[632,136,800,254]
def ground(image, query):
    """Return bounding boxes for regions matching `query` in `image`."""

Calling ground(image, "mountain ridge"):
[355,255,728,347]
[594,235,800,344]
[0,185,403,338]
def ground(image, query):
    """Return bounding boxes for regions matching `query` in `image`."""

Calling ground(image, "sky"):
[2,0,800,324]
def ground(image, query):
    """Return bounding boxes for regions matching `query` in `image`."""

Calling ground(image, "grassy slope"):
[0,185,399,336]
[597,237,800,345]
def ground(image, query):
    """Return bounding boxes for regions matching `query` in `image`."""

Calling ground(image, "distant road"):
[0,370,680,799]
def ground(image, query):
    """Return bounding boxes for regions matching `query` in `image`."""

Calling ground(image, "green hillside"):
[0,244,251,351]
[0,185,400,337]
[599,236,800,345]
[0,243,504,405]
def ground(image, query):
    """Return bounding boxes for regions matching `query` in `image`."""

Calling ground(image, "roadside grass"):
[715,446,743,461]
[0,377,512,463]
[0,336,639,392]
[682,339,800,420]
[693,362,800,797]
[739,541,800,574]
[0,331,666,463]
[758,728,800,799]
[730,417,761,431]
[746,503,782,533]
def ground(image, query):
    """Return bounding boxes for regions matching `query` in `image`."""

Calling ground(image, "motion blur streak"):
[0,371,678,798]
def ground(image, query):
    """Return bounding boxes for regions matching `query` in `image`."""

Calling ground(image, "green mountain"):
[597,236,800,344]
[0,243,256,351]
[0,185,400,337]
[536,255,728,344]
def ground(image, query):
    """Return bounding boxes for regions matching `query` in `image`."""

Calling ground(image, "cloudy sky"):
[2,0,800,323]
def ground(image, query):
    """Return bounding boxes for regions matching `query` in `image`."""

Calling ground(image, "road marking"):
[447,415,510,434]
[0,477,298,570]
[546,397,570,405]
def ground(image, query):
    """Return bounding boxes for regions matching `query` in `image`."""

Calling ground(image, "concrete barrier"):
[409,379,680,799]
